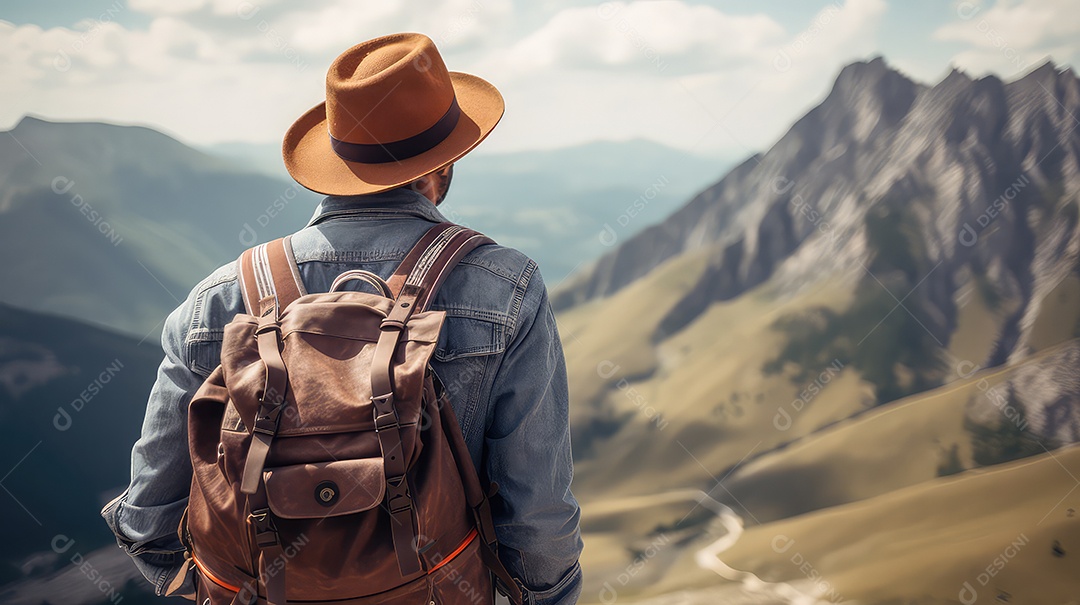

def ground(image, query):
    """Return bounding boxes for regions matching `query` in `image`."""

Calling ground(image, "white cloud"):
[273,0,512,56]
[128,0,209,16]
[477,0,888,155]
[9,0,1071,162]
[285,1,403,55]
[934,0,1080,76]
[0,18,322,144]
[499,1,786,74]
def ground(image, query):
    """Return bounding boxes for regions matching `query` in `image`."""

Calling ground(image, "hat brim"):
[283,72,504,196]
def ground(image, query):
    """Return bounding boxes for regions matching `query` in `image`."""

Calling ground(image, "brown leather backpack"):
[181,223,525,605]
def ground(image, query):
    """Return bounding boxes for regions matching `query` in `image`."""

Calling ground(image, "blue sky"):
[1,1,1076,157]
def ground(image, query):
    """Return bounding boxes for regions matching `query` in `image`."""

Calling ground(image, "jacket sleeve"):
[101,289,202,599]
[485,263,584,605]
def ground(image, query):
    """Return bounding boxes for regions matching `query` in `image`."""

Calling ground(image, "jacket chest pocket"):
[187,331,224,379]
[431,313,507,441]
[434,313,506,361]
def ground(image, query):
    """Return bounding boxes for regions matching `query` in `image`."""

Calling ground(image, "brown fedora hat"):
[283,33,504,196]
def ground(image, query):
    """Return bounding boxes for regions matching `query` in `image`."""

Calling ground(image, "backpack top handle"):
[237,222,492,317]
[329,270,393,297]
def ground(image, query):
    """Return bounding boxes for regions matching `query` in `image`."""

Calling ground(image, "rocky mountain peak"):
[553,57,1080,376]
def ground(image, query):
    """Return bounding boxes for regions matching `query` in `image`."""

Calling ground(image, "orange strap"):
[191,551,241,594]
[190,529,479,596]
[428,528,479,575]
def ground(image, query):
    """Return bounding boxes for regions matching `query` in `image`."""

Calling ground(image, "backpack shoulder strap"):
[387,222,494,310]
[368,223,493,578]
[236,235,308,315]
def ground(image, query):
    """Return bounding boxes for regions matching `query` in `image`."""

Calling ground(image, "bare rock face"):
[554,59,1080,373]
[1006,341,1080,445]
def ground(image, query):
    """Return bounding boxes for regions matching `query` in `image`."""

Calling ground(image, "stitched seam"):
[458,255,518,281]
[406,225,466,287]
[529,561,582,597]
[434,321,504,360]
[462,353,495,441]
[508,260,536,341]
[196,271,237,295]
[154,566,170,595]
[187,343,216,378]
[188,273,235,335]
[187,328,225,342]
[189,295,204,335]
[185,274,238,348]
[431,307,512,324]
[436,344,500,358]
[296,250,409,263]
[307,207,440,226]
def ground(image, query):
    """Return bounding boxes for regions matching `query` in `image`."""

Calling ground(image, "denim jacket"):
[101,188,583,604]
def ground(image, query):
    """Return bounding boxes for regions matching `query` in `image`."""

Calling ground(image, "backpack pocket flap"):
[264,459,386,519]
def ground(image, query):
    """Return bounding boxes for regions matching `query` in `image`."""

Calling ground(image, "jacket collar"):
[306,188,449,227]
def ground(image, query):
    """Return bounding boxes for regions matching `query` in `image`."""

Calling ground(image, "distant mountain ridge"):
[0,117,727,336]
[205,136,732,285]
[0,116,320,336]
[0,302,161,601]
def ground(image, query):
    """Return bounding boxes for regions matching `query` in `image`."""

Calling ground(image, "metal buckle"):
[248,508,274,533]
[386,477,412,514]
[254,323,281,336]
[388,497,412,515]
[372,394,397,431]
[374,410,399,432]
[248,508,280,547]
[253,399,283,435]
